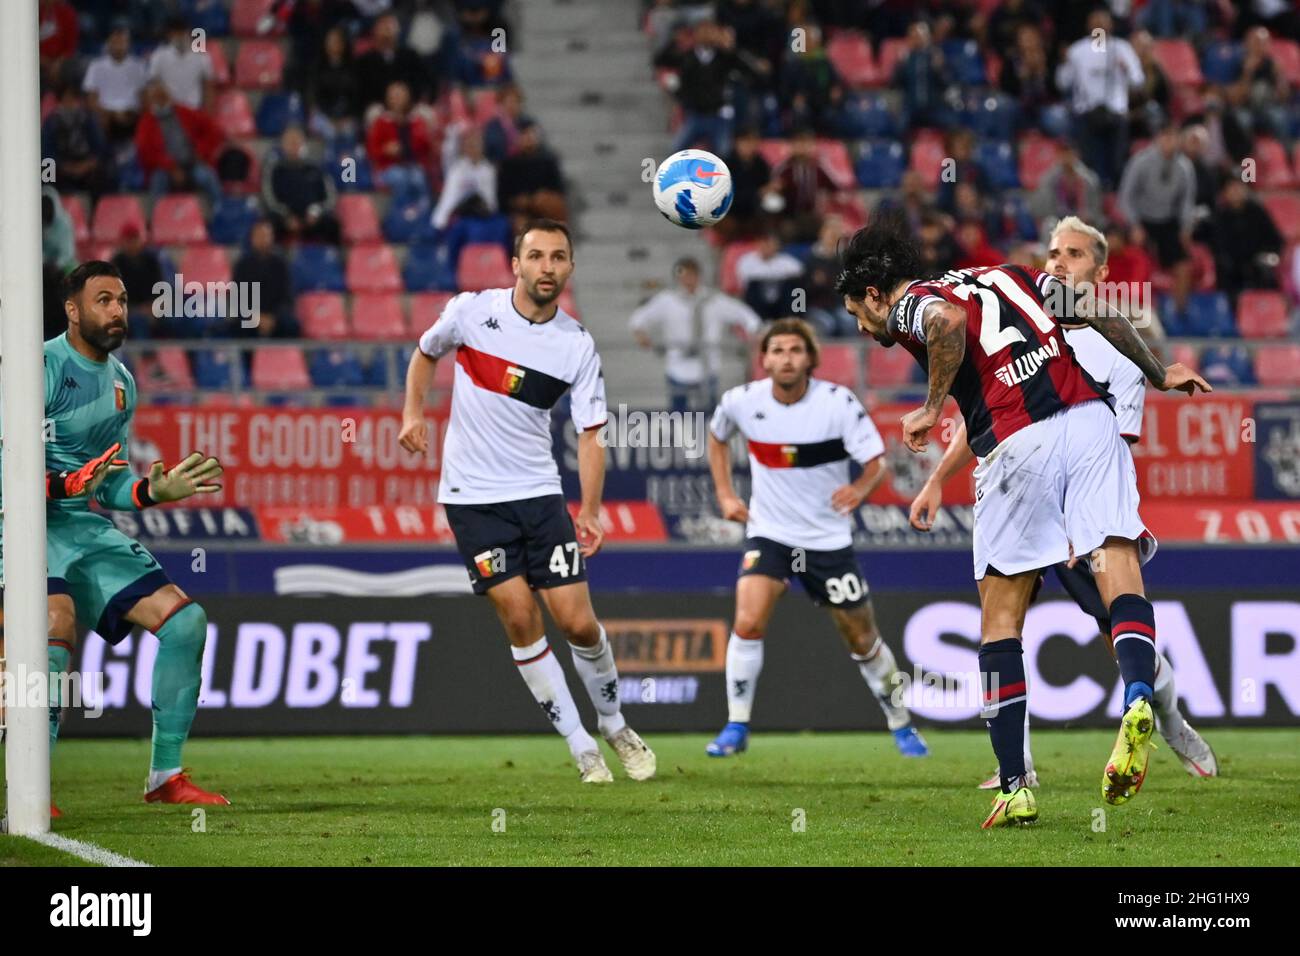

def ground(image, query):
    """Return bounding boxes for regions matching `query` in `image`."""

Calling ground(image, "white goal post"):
[0,0,52,836]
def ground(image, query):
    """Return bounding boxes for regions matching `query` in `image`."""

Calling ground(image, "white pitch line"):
[25,831,152,867]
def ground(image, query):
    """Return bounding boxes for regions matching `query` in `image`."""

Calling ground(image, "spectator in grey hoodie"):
[1118,125,1196,313]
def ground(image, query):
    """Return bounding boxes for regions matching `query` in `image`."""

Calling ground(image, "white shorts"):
[971,399,1157,580]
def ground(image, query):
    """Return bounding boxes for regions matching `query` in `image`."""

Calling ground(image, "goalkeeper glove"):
[145,452,224,504]
[46,443,129,499]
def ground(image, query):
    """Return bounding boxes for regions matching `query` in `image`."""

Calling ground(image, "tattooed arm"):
[901,300,967,452]
[1080,295,1212,395]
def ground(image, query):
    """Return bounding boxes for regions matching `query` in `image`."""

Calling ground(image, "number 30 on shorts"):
[825,572,864,604]
[549,542,581,578]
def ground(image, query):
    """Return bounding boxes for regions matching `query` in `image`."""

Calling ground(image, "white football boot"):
[605,726,657,781]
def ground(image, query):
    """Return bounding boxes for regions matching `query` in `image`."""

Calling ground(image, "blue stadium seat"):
[327,147,374,192]
[942,39,987,87]
[291,246,347,293]
[999,195,1038,241]
[1155,293,1188,337]
[209,196,261,245]
[1185,292,1237,337]
[310,348,367,388]
[403,242,457,291]
[1198,345,1255,386]
[116,155,145,192]
[837,93,900,138]
[1200,41,1242,85]
[194,350,247,390]
[364,348,404,387]
[962,93,1018,142]
[975,139,1020,189]
[855,139,905,188]
[180,0,231,36]
[255,92,305,137]
[383,199,436,243]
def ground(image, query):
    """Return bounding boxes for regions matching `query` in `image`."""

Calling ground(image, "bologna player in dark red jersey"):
[836,211,1211,828]
[399,219,655,785]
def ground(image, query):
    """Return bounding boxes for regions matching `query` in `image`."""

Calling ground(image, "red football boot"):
[50,803,63,818]
[144,770,231,805]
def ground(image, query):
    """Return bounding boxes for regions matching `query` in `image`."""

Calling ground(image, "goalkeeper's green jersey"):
[0,332,142,515]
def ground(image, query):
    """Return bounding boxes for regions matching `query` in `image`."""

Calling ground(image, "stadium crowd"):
[647,0,1300,393]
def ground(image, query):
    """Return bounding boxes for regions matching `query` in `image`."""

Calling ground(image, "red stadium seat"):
[826,30,878,88]
[1262,192,1300,242]
[214,89,256,138]
[77,241,116,263]
[1170,343,1199,372]
[338,194,382,244]
[151,195,208,244]
[1189,242,1217,291]
[817,139,856,190]
[1017,133,1060,191]
[1269,37,1300,86]
[41,90,57,123]
[455,243,513,292]
[867,344,919,387]
[557,286,581,321]
[1253,137,1296,188]
[758,139,792,170]
[908,130,947,186]
[351,292,407,341]
[822,192,868,231]
[1153,39,1202,85]
[91,195,147,244]
[251,349,311,391]
[62,195,90,244]
[178,245,232,286]
[719,240,762,296]
[136,347,196,392]
[410,291,455,338]
[207,41,231,85]
[234,40,286,90]
[1237,290,1291,338]
[346,243,402,293]
[232,0,281,37]
[296,292,350,339]
[815,344,861,390]
[876,37,909,84]
[1255,344,1300,386]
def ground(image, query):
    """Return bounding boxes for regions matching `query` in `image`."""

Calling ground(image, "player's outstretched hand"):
[909,480,942,532]
[718,493,749,524]
[147,452,223,503]
[48,442,129,499]
[901,405,941,452]
[830,484,866,515]
[399,414,428,454]
[1158,363,1213,395]
[574,508,604,558]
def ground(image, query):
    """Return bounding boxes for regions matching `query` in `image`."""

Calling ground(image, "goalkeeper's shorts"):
[0,510,170,644]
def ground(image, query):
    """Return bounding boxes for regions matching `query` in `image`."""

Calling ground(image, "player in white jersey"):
[704,318,929,758]
[909,217,1218,786]
[399,219,655,784]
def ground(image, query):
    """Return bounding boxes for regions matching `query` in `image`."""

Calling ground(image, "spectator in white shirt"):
[83,24,148,143]
[736,232,805,320]
[1055,8,1143,189]
[631,257,761,412]
[432,127,498,230]
[148,17,214,112]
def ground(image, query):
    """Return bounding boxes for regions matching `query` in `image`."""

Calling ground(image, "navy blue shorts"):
[737,536,869,608]
[444,494,586,595]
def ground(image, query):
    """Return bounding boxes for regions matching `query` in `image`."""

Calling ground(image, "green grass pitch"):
[2,730,1297,866]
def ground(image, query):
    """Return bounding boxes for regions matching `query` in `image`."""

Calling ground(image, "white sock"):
[568,625,626,738]
[851,637,911,731]
[1023,706,1034,774]
[1152,651,1185,737]
[511,637,597,758]
[148,767,181,791]
[726,632,763,723]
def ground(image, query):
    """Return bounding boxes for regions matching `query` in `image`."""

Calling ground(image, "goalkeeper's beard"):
[84,322,127,354]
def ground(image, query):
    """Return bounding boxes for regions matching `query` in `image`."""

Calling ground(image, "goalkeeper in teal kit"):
[0,261,228,811]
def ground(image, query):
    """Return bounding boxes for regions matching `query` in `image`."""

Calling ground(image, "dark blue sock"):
[1111,593,1156,709]
[979,638,1028,793]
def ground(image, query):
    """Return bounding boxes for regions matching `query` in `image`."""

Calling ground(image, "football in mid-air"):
[652,149,734,229]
